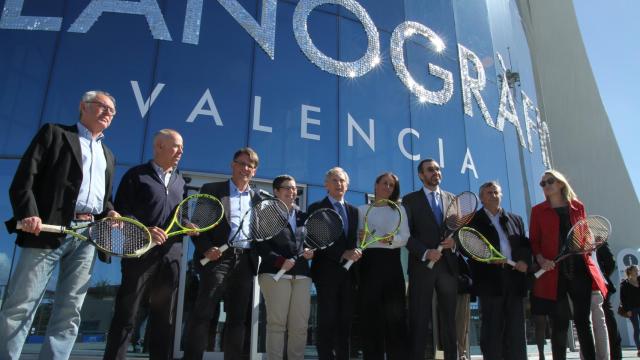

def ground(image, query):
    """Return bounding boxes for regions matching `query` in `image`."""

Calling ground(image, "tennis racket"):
[200,198,289,265]
[534,215,611,278]
[273,208,343,281]
[427,191,479,269]
[163,193,224,237]
[343,199,402,270]
[17,217,153,258]
[457,227,515,266]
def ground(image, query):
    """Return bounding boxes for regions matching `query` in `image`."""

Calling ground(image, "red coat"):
[529,199,607,300]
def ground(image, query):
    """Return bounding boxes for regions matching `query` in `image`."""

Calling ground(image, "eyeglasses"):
[278,185,297,191]
[87,101,116,115]
[539,178,556,187]
[425,166,440,173]
[233,160,256,169]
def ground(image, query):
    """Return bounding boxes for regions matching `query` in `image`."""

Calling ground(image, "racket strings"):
[305,211,343,248]
[568,217,610,252]
[89,219,150,256]
[249,200,289,239]
[459,231,492,259]
[445,193,478,230]
[179,196,223,229]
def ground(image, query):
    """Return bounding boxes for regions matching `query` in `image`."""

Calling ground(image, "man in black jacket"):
[596,243,623,360]
[183,148,262,360]
[309,167,360,360]
[0,90,119,360]
[467,181,531,360]
[103,129,186,360]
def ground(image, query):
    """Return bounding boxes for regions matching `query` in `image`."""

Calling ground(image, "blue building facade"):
[0,0,551,356]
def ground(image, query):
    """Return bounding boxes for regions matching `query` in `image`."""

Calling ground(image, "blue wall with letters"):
[0,0,549,287]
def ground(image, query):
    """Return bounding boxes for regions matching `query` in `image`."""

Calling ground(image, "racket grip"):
[199,244,230,266]
[343,259,355,270]
[506,259,517,267]
[534,268,546,278]
[426,245,444,269]
[16,222,65,233]
[273,269,287,282]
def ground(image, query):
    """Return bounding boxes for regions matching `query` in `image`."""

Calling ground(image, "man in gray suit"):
[403,159,458,360]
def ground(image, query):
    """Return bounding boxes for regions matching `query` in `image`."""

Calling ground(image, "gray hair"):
[79,90,116,119]
[479,180,501,196]
[324,167,349,184]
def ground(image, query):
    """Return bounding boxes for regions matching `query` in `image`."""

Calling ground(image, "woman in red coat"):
[530,170,607,360]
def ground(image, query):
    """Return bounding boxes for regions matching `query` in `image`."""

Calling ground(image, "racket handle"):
[16,222,65,234]
[426,245,444,269]
[273,268,287,282]
[343,259,355,270]
[506,259,517,267]
[199,244,230,266]
[534,268,546,278]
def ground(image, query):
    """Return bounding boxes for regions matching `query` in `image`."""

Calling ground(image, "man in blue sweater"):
[103,129,186,360]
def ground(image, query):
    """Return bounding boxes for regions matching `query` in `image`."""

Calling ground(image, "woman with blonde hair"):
[529,170,608,360]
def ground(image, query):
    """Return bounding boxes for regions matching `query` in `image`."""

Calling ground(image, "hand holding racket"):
[273,208,343,281]
[534,215,611,278]
[343,199,402,270]
[17,216,153,257]
[427,191,478,269]
[200,198,289,266]
[457,227,516,267]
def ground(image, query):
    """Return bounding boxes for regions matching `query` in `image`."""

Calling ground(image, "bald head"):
[153,129,184,170]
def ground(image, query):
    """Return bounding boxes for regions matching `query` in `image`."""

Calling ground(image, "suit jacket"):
[256,209,310,276]
[308,197,358,283]
[467,208,532,297]
[192,180,261,274]
[529,199,607,300]
[404,188,458,275]
[6,123,115,249]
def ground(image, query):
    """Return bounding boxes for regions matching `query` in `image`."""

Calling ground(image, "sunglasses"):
[539,178,556,187]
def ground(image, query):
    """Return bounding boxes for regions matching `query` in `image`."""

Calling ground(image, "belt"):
[231,247,250,255]
[74,213,95,221]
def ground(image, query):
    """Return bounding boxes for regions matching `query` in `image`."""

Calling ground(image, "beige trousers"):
[258,274,312,360]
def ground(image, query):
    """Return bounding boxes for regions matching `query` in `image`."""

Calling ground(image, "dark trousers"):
[478,293,527,360]
[408,261,458,360]
[602,295,622,359]
[549,262,595,360]
[103,242,182,360]
[314,269,355,360]
[359,249,407,360]
[183,252,253,360]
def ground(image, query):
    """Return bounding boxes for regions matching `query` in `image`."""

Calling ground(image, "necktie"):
[430,192,443,225]
[335,202,349,234]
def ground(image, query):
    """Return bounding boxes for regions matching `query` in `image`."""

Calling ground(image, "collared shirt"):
[75,122,107,214]
[484,207,513,261]
[151,161,173,190]
[229,181,252,249]
[422,186,441,206]
[287,208,297,232]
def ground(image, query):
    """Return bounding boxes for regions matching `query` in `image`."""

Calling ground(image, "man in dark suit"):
[467,181,531,360]
[309,167,360,360]
[183,147,262,360]
[596,243,622,360]
[103,129,186,360]
[0,90,119,359]
[403,159,458,360]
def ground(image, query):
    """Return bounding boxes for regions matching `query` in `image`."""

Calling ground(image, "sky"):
[573,0,640,197]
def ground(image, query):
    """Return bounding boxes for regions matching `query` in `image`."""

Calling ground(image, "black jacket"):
[308,197,358,283]
[467,208,532,297]
[114,161,186,253]
[192,180,261,274]
[6,123,115,249]
[256,209,310,276]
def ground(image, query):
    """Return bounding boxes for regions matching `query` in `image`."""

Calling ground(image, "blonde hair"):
[542,169,577,202]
